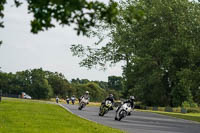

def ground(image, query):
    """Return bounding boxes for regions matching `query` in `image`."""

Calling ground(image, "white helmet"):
[85,91,89,94]
[109,94,113,98]
[130,96,135,100]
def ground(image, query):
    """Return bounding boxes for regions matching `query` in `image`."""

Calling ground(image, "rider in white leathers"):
[115,96,135,120]
[79,91,90,104]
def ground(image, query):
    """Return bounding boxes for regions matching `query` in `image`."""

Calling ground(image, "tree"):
[93,80,109,90]
[47,72,73,98]
[73,82,107,102]
[108,76,123,91]
[30,68,53,99]
[15,70,32,95]
[71,78,90,84]
[0,72,13,94]
[71,0,200,106]
[0,0,118,36]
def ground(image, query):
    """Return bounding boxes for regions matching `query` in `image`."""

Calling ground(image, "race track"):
[62,104,200,133]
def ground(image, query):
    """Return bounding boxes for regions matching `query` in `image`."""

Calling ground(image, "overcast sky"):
[0,0,122,81]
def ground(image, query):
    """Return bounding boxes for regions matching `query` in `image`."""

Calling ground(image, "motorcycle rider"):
[115,96,135,119]
[100,94,115,110]
[79,91,90,104]
[124,96,135,109]
[71,95,76,105]
[66,96,70,104]
[56,96,59,103]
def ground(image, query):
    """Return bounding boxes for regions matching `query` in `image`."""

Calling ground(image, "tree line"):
[0,68,123,102]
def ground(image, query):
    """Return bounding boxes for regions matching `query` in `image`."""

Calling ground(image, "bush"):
[165,107,173,112]
[182,101,198,108]
[173,107,181,113]
[158,107,165,111]
[140,105,147,110]
[190,103,198,108]
[182,101,191,108]
[181,108,187,113]
[153,107,158,111]
[147,107,153,110]
[187,108,200,113]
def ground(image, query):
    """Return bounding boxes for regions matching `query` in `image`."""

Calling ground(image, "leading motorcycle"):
[115,102,132,121]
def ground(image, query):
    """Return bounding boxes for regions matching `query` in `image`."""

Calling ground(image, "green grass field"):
[137,109,200,123]
[0,98,124,133]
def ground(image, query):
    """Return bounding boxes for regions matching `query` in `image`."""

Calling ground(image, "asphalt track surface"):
[62,104,200,133]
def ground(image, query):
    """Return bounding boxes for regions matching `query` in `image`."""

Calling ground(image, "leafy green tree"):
[47,72,73,98]
[71,78,109,90]
[0,72,13,94]
[93,81,109,90]
[71,78,90,84]
[0,72,9,94]
[108,76,123,91]
[71,78,81,84]
[30,68,53,99]
[0,0,6,45]
[71,0,200,106]
[15,70,32,95]
[0,0,118,36]
[73,82,107,102]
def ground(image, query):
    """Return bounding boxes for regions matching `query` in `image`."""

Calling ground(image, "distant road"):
[62,104,200,133]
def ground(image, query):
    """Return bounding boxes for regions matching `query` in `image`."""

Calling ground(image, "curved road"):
[62,104,200,133]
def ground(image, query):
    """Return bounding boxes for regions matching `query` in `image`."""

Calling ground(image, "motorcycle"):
[78,97,88,110]
[71,97,75,105]
[66,98,70,104]
[99,100,112,116]
[115,102,132,121]
[56,97,59,103]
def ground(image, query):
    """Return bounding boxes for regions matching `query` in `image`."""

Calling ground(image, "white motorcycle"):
[78,97,89,110]
[115,102,132,121]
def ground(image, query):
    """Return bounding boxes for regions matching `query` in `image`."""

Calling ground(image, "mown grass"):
[137,109,200,123]
[0,98,124,133]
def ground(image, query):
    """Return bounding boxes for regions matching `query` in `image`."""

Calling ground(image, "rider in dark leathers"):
[100,94,115,110]
[71,95,76,105]
[66,96,70,104]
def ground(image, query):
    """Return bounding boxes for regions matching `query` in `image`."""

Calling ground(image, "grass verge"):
[137,109,200,123]
[0,98,124,133]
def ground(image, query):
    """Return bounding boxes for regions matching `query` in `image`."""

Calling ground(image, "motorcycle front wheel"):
[78,104,83,110]
[99,105,105,116]
[118,110,126,121]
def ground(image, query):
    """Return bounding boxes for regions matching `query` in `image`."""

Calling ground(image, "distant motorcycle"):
[56,97,59,103]
[71,97,75,105]
[115,102,132,121]
[66,98,70,104]
[78,97,88,110]
[99,100,112,116]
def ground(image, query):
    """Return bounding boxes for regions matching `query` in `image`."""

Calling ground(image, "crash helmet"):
[109,94,113,98]
[130,96,135,101]
[85,91,89,94]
